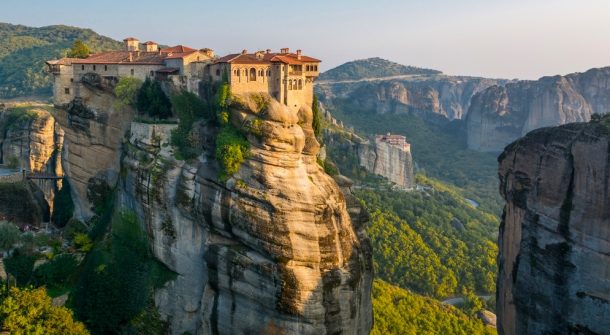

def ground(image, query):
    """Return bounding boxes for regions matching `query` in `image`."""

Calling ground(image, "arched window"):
[288,79,292,90]
[249,68,257,81]
[298,79,302,90]
[266,69,271,76]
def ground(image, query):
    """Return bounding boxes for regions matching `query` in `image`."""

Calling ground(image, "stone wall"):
[359,139,415,189]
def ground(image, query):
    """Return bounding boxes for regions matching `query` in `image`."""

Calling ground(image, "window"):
[105,65,108,71]
[93,65,96,71]
[70,78,73,82]
[288,79,292,90]
[64,88,70,94]
[249,68,256,81]
[131,69,134,76]
[216,69,220,76]
[298,79,302,90]
[81,65,84,70]
[266,69,271,76]
[150,71,154,77]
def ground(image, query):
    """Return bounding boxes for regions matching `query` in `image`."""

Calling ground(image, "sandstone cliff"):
[497,119,610,334]
[357,138,414,189]
[467,67,610,152]
[54,80,373,334]
[316,75,504,121]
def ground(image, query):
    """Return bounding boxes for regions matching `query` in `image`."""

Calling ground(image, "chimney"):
[280,48,289,54]
[296,49,302,60]
[144,41,158,52]
[123,37,140,51]
[241,49,248,55]
[266,49,271,54]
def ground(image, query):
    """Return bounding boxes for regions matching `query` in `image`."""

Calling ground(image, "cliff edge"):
[497,118,610,334]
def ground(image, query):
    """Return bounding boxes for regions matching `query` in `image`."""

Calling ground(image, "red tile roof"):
[160,45,196,53]
[215,51,320,65]
[143,41,158,45]
[46,58,81,66]
[71,51,166,65]
[123,37,138,41]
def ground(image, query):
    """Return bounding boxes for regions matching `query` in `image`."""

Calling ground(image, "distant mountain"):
[319,57,442,81]
[0,23,122,99]
[466,66,610,151]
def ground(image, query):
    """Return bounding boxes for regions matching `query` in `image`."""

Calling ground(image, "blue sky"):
[1,0,610,79]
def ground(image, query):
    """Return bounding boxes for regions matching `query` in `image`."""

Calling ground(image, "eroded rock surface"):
[118,94,373,334]
[497,120,610,335]
[468,67,610,152]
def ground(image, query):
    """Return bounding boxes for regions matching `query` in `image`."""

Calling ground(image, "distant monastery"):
[46,37,321,111]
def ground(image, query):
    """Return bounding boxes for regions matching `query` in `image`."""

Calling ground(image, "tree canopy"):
[66,39,90,58]
[0,286,89,335]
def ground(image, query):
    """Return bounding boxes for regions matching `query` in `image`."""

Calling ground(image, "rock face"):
[316,76,504,121]
[467,67,610,152]
[113,94,373,334]
[358,138,414,189]
[53,76,134,219]
[497,120,610,335]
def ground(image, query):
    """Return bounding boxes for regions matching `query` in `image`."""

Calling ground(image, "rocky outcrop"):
[467,67,610,151]
[53,78,134,219]
[497,119,610,334]
[0,104,63,174]
[115,94,372,334]
[358,138,414,189]
[316,76,504,121]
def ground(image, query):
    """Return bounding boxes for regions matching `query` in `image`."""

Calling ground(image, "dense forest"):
[0,23,122,98]
[319,57,441,81]
[372,280,495,335]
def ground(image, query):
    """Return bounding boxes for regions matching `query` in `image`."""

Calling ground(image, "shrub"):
[114,77,142,109]
[73,233,93,253]
[5,155,20,169]
[33,254,78,288]
[64,218,88,241]
[0,286,89,335]
[3,249,36,286]
[0,221,20,251]
[215,126,249,180]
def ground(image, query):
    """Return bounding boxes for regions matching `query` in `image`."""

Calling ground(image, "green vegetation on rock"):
[136,78,172,119]
[215,126,249,180]
[113,77,142,109]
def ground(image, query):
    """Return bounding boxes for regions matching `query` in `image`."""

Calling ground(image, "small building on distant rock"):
[358,133,415,190]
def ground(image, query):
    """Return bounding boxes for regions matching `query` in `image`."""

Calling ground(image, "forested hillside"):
[0,23,122,98]
[319,57,441,81]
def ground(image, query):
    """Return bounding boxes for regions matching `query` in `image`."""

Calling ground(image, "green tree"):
[3,249,36,287]
[312,94,322,138]
[215,126,249,180]
[52,179,74,227]
[136,78,172,119]
[114,77,143,109]
[0,286,89,335]
[66,39,91,59]
[0,221,20,251]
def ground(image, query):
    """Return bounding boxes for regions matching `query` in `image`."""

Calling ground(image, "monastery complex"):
[46,37,321,111]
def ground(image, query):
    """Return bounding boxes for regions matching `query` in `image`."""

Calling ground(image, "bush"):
[64,218,88,241]
[73,233,93,253]
[215,126,249,180]
[0,221,20,251]
[312,94,322,138]
[33,254,78,288]
[52,179,74,228]
[114,77,142,109]
[3,249,36,286]
[0,286,89,335]
[5,155,20,169]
